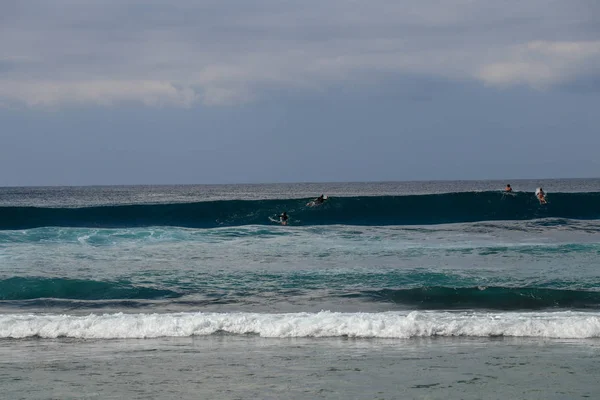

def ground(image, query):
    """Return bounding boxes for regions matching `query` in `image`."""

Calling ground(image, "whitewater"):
[4,311,600,339]
[2,180,600,399]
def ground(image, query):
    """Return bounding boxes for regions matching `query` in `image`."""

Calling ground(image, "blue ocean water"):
[1,180,600,399]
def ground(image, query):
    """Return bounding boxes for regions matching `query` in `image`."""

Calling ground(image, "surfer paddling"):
[505,184,512,193]
[307,195,327,207]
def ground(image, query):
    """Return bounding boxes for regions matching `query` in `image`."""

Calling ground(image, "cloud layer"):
[1,0,598,107]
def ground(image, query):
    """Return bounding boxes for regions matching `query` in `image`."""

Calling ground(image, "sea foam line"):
[2,311,600,339]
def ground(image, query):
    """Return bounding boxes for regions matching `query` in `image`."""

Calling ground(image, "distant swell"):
[2,311,600,339]
[3,277,600,311]
[364,287,600,310]
[1,192,599,229]
[0,277,180,301]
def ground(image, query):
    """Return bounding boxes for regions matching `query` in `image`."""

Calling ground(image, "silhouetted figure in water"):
[279,212,289,225]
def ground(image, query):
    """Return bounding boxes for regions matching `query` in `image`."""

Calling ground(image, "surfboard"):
[268,217,281,224]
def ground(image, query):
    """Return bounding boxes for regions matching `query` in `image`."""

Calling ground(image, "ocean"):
[1,179,600,399]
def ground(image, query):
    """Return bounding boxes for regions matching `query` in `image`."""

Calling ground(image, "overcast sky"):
[1,0,599,185]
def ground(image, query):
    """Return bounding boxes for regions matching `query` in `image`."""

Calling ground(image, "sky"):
[1,0,599,186]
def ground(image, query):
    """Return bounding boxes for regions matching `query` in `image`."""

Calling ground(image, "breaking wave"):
[1,192,599,229]
[2,311,600,339]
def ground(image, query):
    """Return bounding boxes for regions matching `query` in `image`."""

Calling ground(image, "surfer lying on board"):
[307,194,327,207]
[505,184,512,192]
[536,188,547,204]
[314,195,326,205]
[280,212,289,225]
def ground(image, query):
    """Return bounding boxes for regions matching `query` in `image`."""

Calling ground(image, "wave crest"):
[1,192,599,229]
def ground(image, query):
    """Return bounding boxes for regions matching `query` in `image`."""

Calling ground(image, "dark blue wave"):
[0,277,181,301]
[3,277,600,311]
[364,287,600,310]
[0,191,599,229]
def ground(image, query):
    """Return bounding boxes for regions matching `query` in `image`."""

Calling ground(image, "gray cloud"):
[0,0,598,107]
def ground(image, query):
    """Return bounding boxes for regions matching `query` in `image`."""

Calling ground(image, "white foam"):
[76,234,91,244]
[2,311,600,340]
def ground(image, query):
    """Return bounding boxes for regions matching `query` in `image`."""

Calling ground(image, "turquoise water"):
[1,180,600,398]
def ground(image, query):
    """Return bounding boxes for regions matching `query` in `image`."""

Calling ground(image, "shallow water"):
[2,336,599,400]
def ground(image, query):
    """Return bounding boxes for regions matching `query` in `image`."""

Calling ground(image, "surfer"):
[505,184,512,193]
[314,195,326,205]
[536,187,547,204]
[279,212,289,225]
[307,194,327,207]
